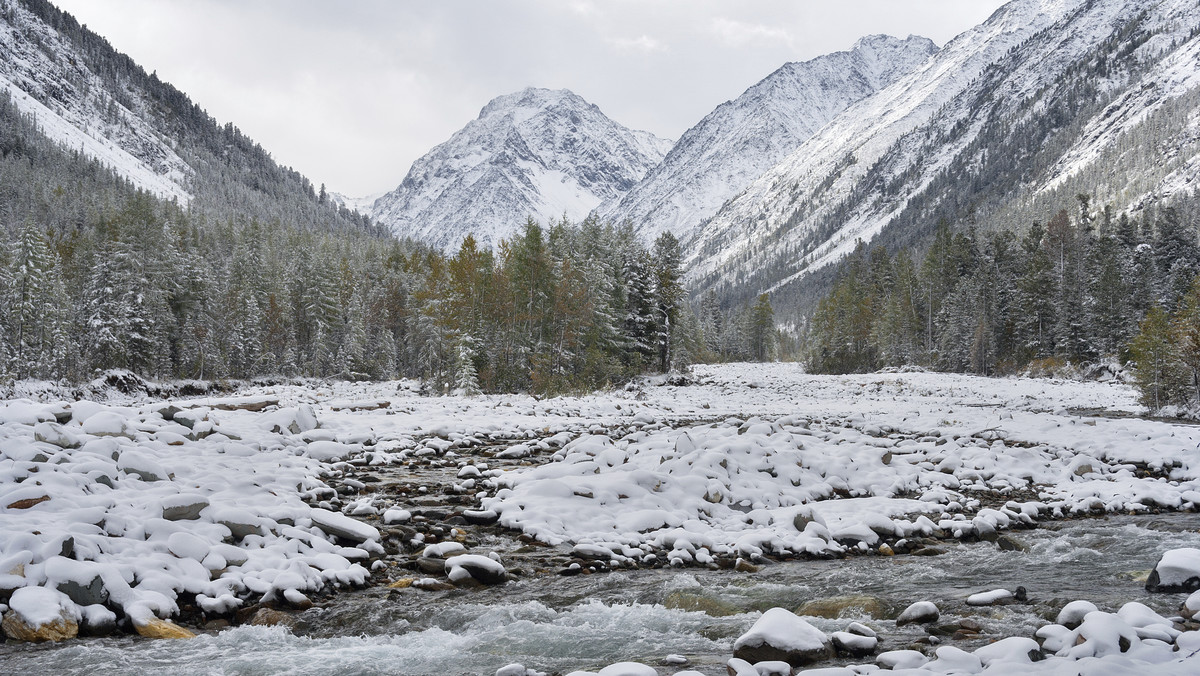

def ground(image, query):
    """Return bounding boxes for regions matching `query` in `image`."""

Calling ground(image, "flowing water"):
[4,513,1200,675]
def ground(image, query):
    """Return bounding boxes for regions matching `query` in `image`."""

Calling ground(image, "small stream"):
[4,513,1200,675]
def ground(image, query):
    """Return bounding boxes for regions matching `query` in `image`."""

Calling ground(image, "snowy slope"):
[600,35,937,242]
[369,88,672,252]
[0,1,191,202]
[687,0,1200,310]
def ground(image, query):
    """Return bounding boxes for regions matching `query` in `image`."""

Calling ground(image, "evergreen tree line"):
[0,192,707,393]
[0,89,789,394]
[805,192,1200,412]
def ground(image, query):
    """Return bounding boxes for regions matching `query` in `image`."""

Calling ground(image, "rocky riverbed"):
[4,364,1200,674]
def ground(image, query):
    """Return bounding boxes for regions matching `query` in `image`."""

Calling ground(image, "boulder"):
[1146,548,1200,592]
[135,617,196,639]
[79,604,117,637]
[1182,590,1200,620]
[55,575,108,607]
[745,661,790,676]
[81,411,133,438]
[2,608,78,642]
[1,586,80,642]
[876,650,928,670]
[208,507,264,541]
[247,608,296,629]
[1057,600,1099,629]
[996,534,1030,552]
[732,607,834,667]
[446,554,507,585]
[310,508,379,543]
[162,494,209,521]
[797,595,884,619]
[832,630,878,657]
[34,422,81,449]
[896,601,939,626]
[596,663,657,676]
[966,587,1026,606]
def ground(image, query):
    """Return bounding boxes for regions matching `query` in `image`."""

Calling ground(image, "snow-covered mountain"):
[0,0,375,235]
[600,34,938,242]
[687,0,1200,313]
[369,88,672,252]
[0,0,191,202]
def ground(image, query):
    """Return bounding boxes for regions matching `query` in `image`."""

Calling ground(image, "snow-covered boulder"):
[81,411,133,438]
[595,662,656,676]
[310,508,379,543]
[1,586,79,642]
[303,440,357,462]
[445,554,507,585]
[876,650,928,669]
[831,630,878,657]
[973,637,1042,667]
[732,607,834,666]
[1146,548,1200,592]
[1056,600,1098,628]
[896,600,939,625]
[966,587,1025,606]
[1182,590,1200,620]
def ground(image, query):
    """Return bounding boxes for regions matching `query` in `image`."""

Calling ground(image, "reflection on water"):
[3,514,1200,675]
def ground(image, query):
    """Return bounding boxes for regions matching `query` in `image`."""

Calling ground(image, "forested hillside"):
[804,191,1200,411]
[0,86,766,392]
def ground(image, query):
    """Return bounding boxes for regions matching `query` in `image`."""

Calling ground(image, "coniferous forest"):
[0,89,782,394]
[803,192,1200,412]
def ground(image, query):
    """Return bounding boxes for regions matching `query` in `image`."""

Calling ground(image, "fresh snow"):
[0,4,192,203]
[5,361,1200,672]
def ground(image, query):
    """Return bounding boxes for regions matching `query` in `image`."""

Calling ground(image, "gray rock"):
[57,574,108,607]
[415,557,445,574]
[162,497,210,521]
[996,534,1030,552]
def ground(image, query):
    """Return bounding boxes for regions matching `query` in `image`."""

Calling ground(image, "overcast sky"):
[54,0,1008,198]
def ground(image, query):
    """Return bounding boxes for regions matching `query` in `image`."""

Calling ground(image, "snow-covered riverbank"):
[4,364,1200,674]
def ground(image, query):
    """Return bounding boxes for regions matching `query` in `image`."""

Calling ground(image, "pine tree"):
[652,232,684,372]
[1130,305,1186,411]
[748,294,775,362]
[453,335,482,396]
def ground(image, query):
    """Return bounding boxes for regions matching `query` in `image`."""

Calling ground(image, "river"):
[4,513,1199,675]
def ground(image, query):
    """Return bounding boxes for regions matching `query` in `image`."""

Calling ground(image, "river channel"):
[3,512,1199,675]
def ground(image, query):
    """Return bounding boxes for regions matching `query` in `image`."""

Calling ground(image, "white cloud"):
[609,34,668,53]
[710,17,794,48]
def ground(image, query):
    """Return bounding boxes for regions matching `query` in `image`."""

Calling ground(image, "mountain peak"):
[370,87,670,252]
[599,33,938,242]
[478,87,583,120]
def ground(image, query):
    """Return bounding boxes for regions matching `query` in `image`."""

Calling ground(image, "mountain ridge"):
[597,34,939,243]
